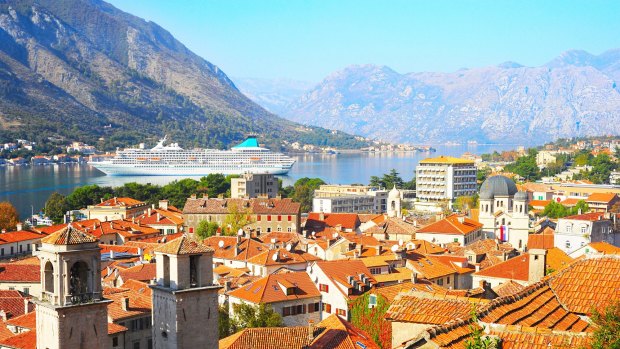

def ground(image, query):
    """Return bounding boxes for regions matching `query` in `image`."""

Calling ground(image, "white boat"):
[88,136,295,176]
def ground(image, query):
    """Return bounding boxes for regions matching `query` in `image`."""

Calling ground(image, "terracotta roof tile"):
[314,260,377,299]
[155,235,213,255]
[183,197,300,215]
[41,225,97,245]
[310,314,380,349]
[585,192,618,203]
[529,200,551,208]
[548,255,620,314]
[228,271,320,304]
[6,311,36,330]
[118,263,156,283]
[527,234,555,249]
[490,326,591,349]
[385,291,488,324]
[372,280,448,302]
[0,264,40,282]
[587,241,620,254]
[405,252,458,280]
[562,212,607,221]
[0,231,45,245]
[545,248,572,273]
[219,327,310,349]
[246,248,320,267]
[108,322,128,335]
[0,291,32,319]
[473,254,531,282]
[0,330,36,349]
[203,236,268,261]
[492,280,526,297]
[417,214,482,236]
[96,197,145,207]
[105,280,152,322]
[307,213,361,230]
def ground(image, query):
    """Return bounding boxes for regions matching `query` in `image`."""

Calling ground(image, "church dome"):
[514,191,528,201]
[479,175,518,199]
[388,185,400,199]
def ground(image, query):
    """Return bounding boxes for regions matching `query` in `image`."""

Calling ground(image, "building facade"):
[231,173,279,198]
[312,184,388,214]
[415,156,477,202]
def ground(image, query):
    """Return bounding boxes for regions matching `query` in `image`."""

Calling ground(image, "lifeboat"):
[136,158,146,161]
[150,157,161,161]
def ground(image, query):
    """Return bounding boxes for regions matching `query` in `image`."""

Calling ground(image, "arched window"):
[163,255,170,287]
[44,261,54,293]
[69,261,89,297]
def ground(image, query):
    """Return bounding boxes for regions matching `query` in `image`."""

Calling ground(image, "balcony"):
[65,292,102,305]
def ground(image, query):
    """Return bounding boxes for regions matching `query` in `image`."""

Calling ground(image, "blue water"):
[0,143,516,218]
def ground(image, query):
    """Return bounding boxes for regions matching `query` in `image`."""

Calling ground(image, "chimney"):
[412,272,418,284]
[190,194,197,200]
[159,200,168,210]
[157,213,161,222]
[225,280,232,292]
[101,198,104,203]
[147,208,152,216]
[319,212,325,221]
[24,299,29,314]
[1,229,5,234]
[121,297,130,311]
[376,245,382,256]
[109,250,115,259]
[16,223,22,231]
[151,204,155,210]
[308,320,315,342]
[528,249,547,283]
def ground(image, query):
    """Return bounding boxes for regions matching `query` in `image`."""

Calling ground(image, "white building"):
[312,184,388,214]
[554,212,618,255]
[231,173,279,199]
[415,156,477,202]
[478,175,530,251]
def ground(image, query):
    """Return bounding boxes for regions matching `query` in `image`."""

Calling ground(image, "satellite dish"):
[237,228,244,236]
[391,244,399,252]
[286,243,292,251]
[272,253,279,261]
[398,239,404,246]
[218,240,224,248]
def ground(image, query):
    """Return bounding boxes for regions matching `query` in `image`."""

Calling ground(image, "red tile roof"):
[183,197,300,215]
[5,311,36,330]
[491,326,591,349]
[529,200,551,208]
[310,314,380,349]
[95,197,146,208]
[108,322,128,335]
[0,231,45,245]
[41,226,98,245]
[0,264,40,282]
[473,254,531,282]
[118,263,157,283]
[105,280,152,322]
[416,214,482,236]
[219,327,310,349]
[586,192,618,203]
[246,248,320,267]
[527,234,555,249]
[548,255,620,314]
[562,212,607,221]
[155,235,212,255]
[492,280,526,297]
[314,260,377,299]
[587,241,620,254]
[307,213,360,230]
[0,291,32,319]
[385,291,487,324]
[0,329,36,349]
[203,236,268,261]
[228,271,320,304]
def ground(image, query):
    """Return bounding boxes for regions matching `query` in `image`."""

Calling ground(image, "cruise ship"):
[88,136,295,176]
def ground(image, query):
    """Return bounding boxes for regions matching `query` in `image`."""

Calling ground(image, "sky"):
[107,0,620,82]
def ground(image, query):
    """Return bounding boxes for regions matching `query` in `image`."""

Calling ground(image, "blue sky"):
[107,0,620,82]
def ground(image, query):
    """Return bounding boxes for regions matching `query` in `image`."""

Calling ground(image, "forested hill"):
[0,0,368,150]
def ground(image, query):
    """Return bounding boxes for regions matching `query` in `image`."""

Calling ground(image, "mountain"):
[0,0,367,150]
[283,50,620,144]
[232,77,314,115]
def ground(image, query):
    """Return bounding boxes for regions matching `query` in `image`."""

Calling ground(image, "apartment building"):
[415,156,477,201]
[231,173,279,198]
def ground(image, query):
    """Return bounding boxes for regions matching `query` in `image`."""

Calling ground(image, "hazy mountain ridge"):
[282,50,620,144]
[0,0,367,150]
[233,77,314,115]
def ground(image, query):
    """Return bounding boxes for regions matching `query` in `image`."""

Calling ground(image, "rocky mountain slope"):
[233,77,313,116]
[284,50,620,144]
[0,0,367,150]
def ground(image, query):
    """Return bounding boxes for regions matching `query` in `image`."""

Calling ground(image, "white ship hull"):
[88,162,293,176]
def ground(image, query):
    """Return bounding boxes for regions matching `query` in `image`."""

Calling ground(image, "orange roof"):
[588,241,620,254]
[473,254,531,282]
[549,256,620,314]
[385,291,487,324]
[105,280,152,322]
[586,192,618,203]
[310,314,380,349]
[183,197,300,215]
[246,248,320,267]
[372,280,448,302]
[545,248,572,273]
[406,252,458,280]
[41,226,97,245]
[155,235,212,255]
[0,330,36,349]
[408,239,445,255]
[0,291,33,320]
[0,231,45,245]
[416,214,482,236]
[562,212,607,221]
[307,213,360,230]
[203,236,268,261]
[135,208,183,226]
[479,283,591,332]
[118,263,157,283]
[108,322,128,335]
[492,280,526,297]
[96,197,145,207]
[219,327,310,349]
[314,260,377,299]
[490,326,591,349]
[228,271,320,304]
[32,224,67,235]
[529,200,551,208]
[6,311,36,330]
[0,264,40,282]
[527,234,554,249]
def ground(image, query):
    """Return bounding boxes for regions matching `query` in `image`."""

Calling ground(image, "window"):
[133,342,140,349]
[319,284,329,292]
[368,294,377,308]
[22,288,29,295]
[565,240,571,249]
[324,303,332,313]
[581,226,587,234]
[278,215,282,221]
[112,337,119,347]
[288,215,292,221]
[287,227,292,232]
[453,238,458,243]
[308,302,320,313]
[147,339,152,349]
[566,225,572,233]
[336,308,346,316]
[257,215,261,221]
[446,277,450,284]
[267,215,272,221]
[437,279,443,286]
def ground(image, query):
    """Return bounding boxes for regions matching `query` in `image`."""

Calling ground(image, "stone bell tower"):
[150,235,220,349]
[34,226,111,349]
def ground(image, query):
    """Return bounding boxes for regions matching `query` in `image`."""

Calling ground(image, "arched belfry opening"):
[69,261,90,300]
[44,261,54,293]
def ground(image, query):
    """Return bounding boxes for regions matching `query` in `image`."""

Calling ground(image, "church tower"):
[151,235,220,349]
[34,226,111,349]
[387,185,402,218]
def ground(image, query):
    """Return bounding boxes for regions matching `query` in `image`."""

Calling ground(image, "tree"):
[219,305,234,339]
[65,184,114,209]
[465,308,499,349]
[0,202,19,231]
[350,292,392,348]
[291,177,325,212]
[541,200,589,219]
[44,192,69,224]
[590,301,620,349]
[231,303,283,329]
[454,196,475,212]
[222,203,253,235]
[196,220,219,240]
[504,151,540,181]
